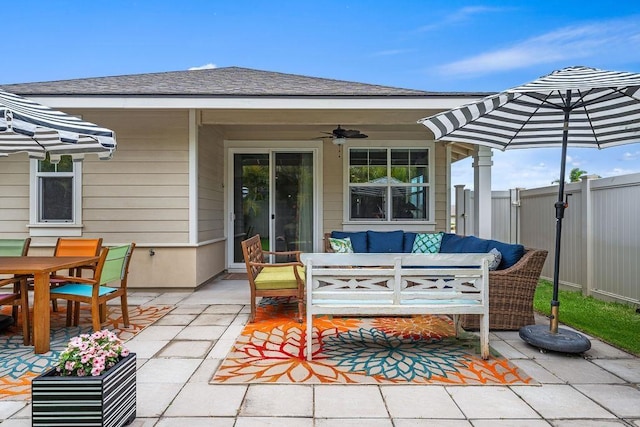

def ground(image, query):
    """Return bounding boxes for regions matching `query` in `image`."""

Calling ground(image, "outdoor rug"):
[0,304,172,400]
[212,297,535,385]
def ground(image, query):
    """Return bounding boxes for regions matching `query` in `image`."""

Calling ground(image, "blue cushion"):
[439,233,464,252]
[367,230,404,253]
[403,232,417,253]
[489,240,525,269]
[459,236,491,253]
[440,234,490,254]
[51,284,116,298]
[331,231,368,253]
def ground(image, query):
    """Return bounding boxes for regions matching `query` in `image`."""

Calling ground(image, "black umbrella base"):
[519,324,591,354]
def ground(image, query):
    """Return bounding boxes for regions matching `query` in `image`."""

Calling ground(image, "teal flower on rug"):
[322,327,471,381]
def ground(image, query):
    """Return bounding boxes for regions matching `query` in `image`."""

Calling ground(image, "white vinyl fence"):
[455,173,640,306]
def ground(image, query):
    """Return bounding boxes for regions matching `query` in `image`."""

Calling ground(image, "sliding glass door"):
[230,150,315,268]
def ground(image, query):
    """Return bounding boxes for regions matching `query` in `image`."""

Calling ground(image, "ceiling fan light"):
[333,137,347,145]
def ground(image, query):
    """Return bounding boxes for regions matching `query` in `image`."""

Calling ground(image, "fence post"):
[464,188,474,236]
[454,185,466,235]
[509,188,521,244]
[581,175,597,297]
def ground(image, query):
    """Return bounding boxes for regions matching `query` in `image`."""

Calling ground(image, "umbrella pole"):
[550,117,569,334]
[519,89,590,354]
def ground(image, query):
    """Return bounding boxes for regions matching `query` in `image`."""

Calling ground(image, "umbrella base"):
[519,324,591,354]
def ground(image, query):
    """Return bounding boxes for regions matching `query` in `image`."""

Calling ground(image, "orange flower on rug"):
[0,304,172,400]
[212,298,535,385]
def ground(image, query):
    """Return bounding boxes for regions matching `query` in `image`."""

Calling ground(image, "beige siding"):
[433,143,447,232]
[77,110,190,244]
[0,154,30,237]
[198,125,225,242]
[322,140,344,233]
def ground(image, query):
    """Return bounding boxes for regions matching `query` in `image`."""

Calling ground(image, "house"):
[0,67,493,289]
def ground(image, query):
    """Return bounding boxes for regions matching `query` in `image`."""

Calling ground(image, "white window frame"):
[28,158,83,237]
[342,141,436,231]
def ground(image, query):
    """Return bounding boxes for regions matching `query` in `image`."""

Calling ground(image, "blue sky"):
[3,0,640,190]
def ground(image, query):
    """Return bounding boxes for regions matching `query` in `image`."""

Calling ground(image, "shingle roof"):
[1,66,441,97]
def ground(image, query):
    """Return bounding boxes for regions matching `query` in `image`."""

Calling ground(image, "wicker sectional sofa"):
[324,231,548,330]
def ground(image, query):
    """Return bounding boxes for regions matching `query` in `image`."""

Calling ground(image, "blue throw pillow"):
[331,231,368,253]
[489,240,525,269]
[439,233,465,253]
[403,232,417,253]
[439,234,490,253]
[367,230,404,253]
[459,236,491,253]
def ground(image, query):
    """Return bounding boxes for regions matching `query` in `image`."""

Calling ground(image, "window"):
[30,154,83,234]
[348,147,431,221]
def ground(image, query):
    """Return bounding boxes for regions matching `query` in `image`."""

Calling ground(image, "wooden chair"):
[48,238,103,311]
[0,238,31,345]
[241,234,305,322]
[49,243,136,331]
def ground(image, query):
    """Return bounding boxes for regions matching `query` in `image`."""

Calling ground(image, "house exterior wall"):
[321,140,448,235]
[0,109,206,289]
[78,109,190,244]
[0,154,30,236]
[196,124,226,285]
[197,125,225,243]
[1,109,452,290]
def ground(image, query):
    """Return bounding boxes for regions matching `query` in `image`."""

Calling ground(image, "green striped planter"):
[31,353,136,427]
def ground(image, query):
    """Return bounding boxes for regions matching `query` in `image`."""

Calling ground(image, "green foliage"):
[569,167,587,182]
[534,280,640,355]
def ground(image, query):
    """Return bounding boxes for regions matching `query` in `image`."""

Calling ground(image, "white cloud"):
[622,150,640,160]
[189,63,217,70]
[417,6,507,32]
[370,49,416,57]
[437,17,640,77]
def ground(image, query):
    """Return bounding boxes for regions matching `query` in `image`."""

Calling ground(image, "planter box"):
[32,353,136,427]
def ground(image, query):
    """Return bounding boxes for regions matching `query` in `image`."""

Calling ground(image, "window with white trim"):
[348,147,431,221]
[31,154,82,224]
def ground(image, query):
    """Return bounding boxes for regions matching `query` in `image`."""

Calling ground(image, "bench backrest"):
[302,253,489,306]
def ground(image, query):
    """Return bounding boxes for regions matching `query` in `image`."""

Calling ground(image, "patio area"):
[1,275,639,426]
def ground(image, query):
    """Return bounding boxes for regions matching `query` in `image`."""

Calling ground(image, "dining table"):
[0,255,99,354]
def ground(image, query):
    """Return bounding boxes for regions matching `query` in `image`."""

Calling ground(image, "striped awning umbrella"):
[419,66,640,353]
[0,88,116,162]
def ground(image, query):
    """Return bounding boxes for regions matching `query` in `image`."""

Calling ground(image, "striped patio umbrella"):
[419,65,640,353]
[0,88,116,162]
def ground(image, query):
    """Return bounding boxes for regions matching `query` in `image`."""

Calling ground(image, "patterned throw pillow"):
[329,237,354,253]
[411,232,443,254]
[487,248,502,271]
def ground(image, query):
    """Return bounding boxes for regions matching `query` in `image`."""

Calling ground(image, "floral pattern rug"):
[212,298,535,385]
[0,304,171,400]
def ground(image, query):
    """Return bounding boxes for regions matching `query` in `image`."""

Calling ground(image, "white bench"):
[301,252,490,360]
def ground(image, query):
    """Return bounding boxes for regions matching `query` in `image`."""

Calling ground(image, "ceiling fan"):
[318,125,368,144]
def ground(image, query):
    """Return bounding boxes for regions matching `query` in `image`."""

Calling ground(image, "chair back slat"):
[0,238,31,257]
[99,244,135,286]
[54,238,102,257]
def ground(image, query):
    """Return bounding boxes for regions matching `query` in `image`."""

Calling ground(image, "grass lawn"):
[534,280,640,355]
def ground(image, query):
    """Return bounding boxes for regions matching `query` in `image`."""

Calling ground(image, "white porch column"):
[473,146,493,239]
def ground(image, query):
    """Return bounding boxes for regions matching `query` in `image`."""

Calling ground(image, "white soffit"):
[26,96,483,110]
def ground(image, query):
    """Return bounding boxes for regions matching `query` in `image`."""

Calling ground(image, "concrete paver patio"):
[1,276,639,426]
